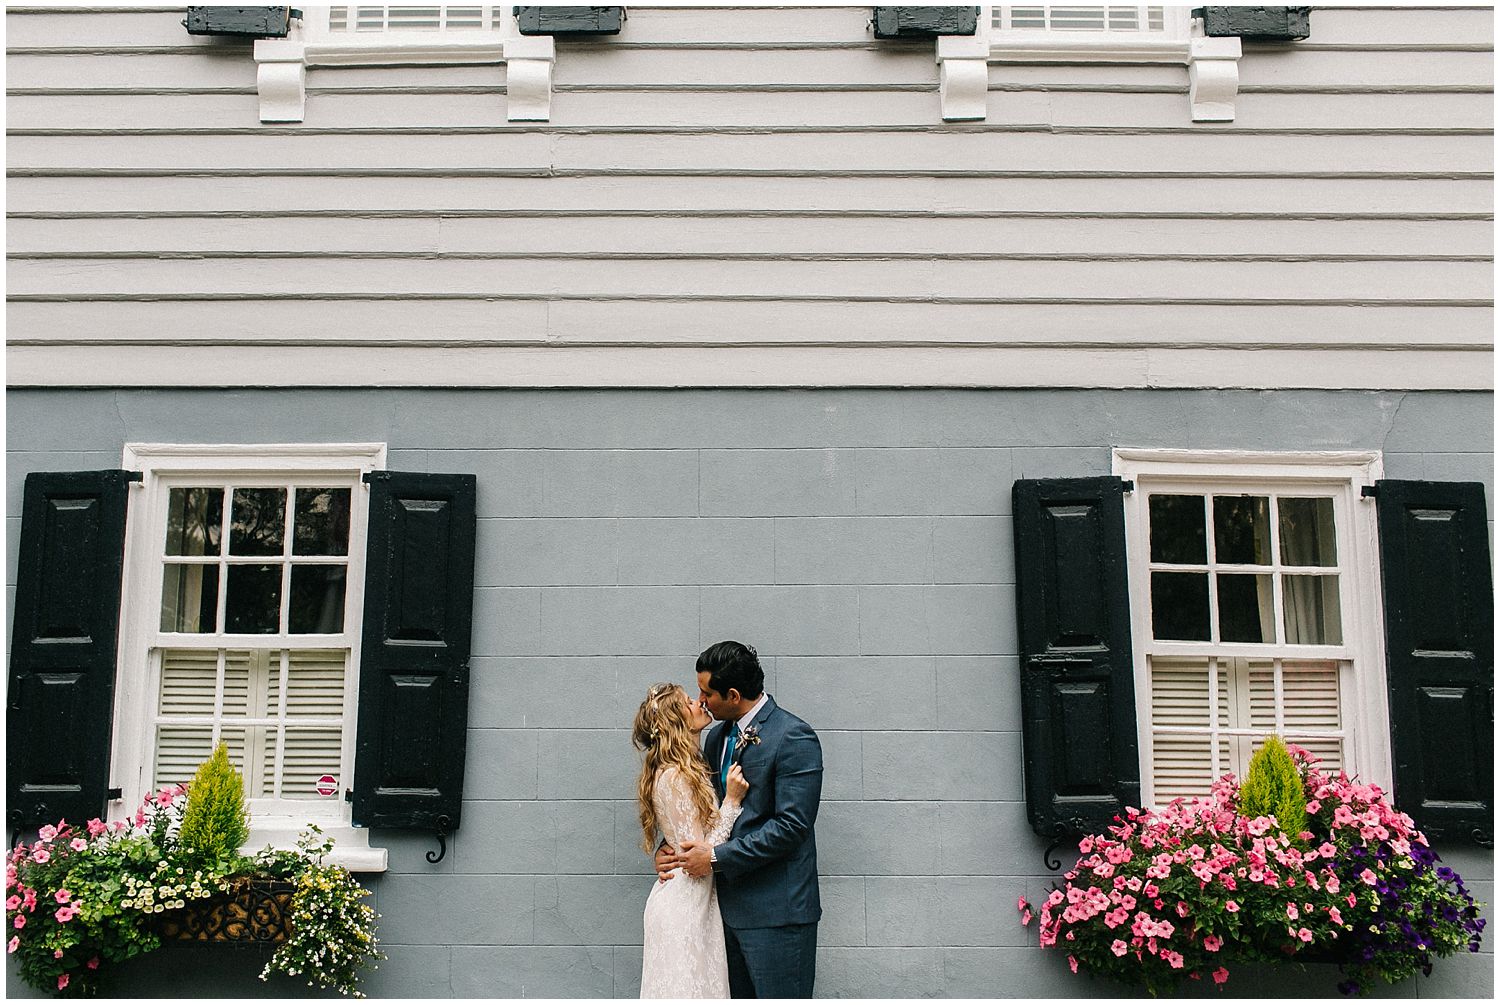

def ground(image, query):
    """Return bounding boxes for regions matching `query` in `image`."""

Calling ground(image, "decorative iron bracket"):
[426,814,452,864]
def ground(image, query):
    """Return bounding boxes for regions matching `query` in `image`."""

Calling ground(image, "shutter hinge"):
[125,471,144,483]
[1361,485,1379,499]
[344,788,354,803]
[1120,479,1134,493]
[106,787,123,800]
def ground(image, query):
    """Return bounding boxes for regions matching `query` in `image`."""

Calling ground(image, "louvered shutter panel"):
[7,470,134,830]
[1374,480,1493,845]
[352,471,477,831]
[278,650,348,799]
[1147,657,1229,802]
[1013,477,1139,838]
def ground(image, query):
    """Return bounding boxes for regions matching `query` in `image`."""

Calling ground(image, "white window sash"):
[110,444,385,868]
[1114,448,1391,807]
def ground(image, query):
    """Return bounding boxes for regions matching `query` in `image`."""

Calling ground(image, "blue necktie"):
[721,724,740,787]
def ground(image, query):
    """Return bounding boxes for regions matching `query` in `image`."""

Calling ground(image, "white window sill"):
[242,822,389,874]
[936,28,1242,122]
[253,30,555,122]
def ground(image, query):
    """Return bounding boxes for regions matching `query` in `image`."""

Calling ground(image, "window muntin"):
[1116,453,1387,808]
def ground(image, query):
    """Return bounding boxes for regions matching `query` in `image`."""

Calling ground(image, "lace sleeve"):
[707,798,742,846]
[654,767,707,847]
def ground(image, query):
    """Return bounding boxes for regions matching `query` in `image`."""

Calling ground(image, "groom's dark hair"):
[697,641,764,700]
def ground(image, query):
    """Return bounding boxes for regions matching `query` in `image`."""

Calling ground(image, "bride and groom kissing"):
[632,641,823,999]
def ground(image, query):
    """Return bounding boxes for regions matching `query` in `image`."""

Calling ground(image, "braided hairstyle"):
[633,682,718,854]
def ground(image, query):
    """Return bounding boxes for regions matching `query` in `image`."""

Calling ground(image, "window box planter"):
[156,878,296,944]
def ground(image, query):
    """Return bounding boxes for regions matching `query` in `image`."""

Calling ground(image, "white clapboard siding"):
[9,256,1491,304]
[6,88,1495,131]
[5,5,1492,390]
[10,175,1490,217]
[9,216,1492,258]
[11,130,1491,175]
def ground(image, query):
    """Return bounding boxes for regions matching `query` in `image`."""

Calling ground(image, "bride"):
[633,682,749,999]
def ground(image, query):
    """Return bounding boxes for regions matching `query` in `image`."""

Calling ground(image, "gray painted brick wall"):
[4,388,1493,998]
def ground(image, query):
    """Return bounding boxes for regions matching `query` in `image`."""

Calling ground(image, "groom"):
[657,640,823,998]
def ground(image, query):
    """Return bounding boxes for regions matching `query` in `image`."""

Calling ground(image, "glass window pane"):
[164,488,222,556]
[293,488,351,556]
[1283,575,1342,645]
[229,488,287,556]
[1217,573,1274,643]
[160,564,219,633]
[288,566,347,634]
[225,564,282,634]
[1149,495,1206,564]
[1151,571,1210,640]
[1213,495,1271,565]
[1279,497,1338,567]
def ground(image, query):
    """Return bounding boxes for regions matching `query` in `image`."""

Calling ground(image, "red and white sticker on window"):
[315,774,339,797]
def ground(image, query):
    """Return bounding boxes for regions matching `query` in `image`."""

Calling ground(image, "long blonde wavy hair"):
[633,682,718,853]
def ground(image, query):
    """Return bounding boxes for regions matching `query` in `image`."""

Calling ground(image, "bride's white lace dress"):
[640,766,742,999]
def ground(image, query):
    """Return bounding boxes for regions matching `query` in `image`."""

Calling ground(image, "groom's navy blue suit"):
[708,694,822,998]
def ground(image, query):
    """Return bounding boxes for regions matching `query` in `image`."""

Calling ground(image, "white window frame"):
[1113,448,1393,808]
[937,5,1242,122]
[253,5,555,122]
[111,443,389,872]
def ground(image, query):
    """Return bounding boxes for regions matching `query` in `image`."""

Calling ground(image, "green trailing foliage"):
[1239,734,1308,838]
[177,742,249,865]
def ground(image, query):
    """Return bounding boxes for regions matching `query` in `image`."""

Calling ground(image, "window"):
[1116,450,1391,808]
[991,5,1170,37]
[112,445,387,870]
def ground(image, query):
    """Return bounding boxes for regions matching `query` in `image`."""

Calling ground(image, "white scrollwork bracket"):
[937,35,990,122]
[254,40,308,123]
[1187,36,1242,122]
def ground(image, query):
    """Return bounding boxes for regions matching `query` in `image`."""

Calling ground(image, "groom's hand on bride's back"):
[654,842,683,883]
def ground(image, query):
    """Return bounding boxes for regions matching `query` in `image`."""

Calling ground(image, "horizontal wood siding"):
[5,4,1493,389]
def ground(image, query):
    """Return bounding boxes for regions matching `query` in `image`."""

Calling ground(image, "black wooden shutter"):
[1374,480,1493,845]
[1013,477,1139,838]
[352,471,477,832]
[7,470,135,830]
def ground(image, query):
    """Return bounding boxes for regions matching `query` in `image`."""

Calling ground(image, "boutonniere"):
[731,726,762,765]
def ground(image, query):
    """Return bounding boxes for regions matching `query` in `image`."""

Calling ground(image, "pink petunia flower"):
[54,889,71,904]
[1111,939,1129,956]
[1213,966,1231,984]
[1359,868,1377,886]
[29,849,49,865]
[5,936,16,954]
[87,957,99,970]
[12,915,24,930]
[1329,907,1344,925]
[53,949,63,959]
[1204,934,1223,952]
[1286,903,1299,920]
[1165,951,1185,969]
[1225,900,1239,913]
[1297,928,1314,943]
[54,905,76,924]
[69,838,87,852]
[22,889,36,911]
[37,826,56,842]
[86,819,107,838]
[1068,955,1079,973]
[57,975,69,991]
[4,896,18,911]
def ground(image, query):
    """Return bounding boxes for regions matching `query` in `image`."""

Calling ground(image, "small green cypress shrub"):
[178,742,250,864]
[1238,735,1308,838]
